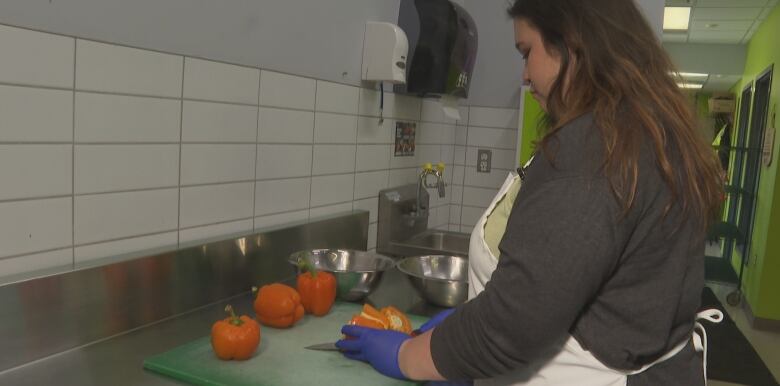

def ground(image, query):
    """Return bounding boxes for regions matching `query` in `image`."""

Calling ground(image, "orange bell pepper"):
[211,305,261,360]
[297,264,337,316]
[381,306,413,334]
[253,283,304,328]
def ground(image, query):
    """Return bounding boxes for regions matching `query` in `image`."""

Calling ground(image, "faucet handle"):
[423,162,433,172]
[435,162,445,173]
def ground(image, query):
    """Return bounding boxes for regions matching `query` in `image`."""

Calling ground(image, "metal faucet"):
[416,162,446,217]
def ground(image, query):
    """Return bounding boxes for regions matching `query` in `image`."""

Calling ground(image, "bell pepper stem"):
[224,305,243,326]
[297,256,318,278]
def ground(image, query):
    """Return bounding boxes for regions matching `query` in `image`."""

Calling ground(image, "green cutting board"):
[144,302,427,386]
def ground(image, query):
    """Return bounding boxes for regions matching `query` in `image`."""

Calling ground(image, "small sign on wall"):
[763,127,775,167]
[764,107,776,167]
[394,121,416,157]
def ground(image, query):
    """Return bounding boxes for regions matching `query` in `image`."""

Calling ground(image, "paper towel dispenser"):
[394,0,478,99]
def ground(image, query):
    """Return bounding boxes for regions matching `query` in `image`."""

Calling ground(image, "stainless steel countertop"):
[0,267,448,386]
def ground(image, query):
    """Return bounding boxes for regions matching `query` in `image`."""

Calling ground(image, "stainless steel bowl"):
[288,249,396,301]
[397,255,469,307]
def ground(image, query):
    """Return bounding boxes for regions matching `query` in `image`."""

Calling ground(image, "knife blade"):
[304,342,341,351]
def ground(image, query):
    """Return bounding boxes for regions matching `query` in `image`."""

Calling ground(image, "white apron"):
[467,171,723,386]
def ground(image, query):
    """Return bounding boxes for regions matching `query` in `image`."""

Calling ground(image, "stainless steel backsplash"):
[0,212,368,373]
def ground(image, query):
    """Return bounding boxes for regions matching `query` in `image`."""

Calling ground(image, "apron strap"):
[625,308,724,379]
[693,308,724,385]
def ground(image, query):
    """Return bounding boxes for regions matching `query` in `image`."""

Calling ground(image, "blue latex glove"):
[336,325,411,380]
[416,308,455,334]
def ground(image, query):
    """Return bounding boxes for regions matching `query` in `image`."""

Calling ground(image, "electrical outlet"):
[477,149,491,173]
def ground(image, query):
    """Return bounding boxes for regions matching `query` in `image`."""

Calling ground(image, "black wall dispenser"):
[394,0,478,99]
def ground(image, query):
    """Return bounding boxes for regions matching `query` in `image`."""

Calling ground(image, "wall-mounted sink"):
[384,230,470,258]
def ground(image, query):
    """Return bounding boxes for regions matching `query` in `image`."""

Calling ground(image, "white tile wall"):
[181,101,257,143]
[0,248,72,277]
[354,171,389,200]
[0,25,74,88]
[388,168,417,186]
[312,145,356,175]
[180,144,255,185]
[311,174,354,207]
[0,198,72,258]
[465,167,510,188]
[259,70,316,110]
[418,122,449,144]
[179,220,253,246]
[447,106,521,233]
[316,81,359,115]
[75,92,181,143]
[356,145,391,172]
[256,145,312,179]
[359,89,421,121]
[179,182,254,228]
[258,107,314,143]
[463,186,499,208]
[367,223,378,250]
[310,202,354,219]
[255,178,311,216]
[352,197,379,223]
[0,24,521,278]
[76,40,183,97]
[466,126,518,149]
[0,145,72,200]
[183,58,259,104]
[357,117,394,144]
[421,100,457,125]
[74,189,178,245]
[254,210,309,231]
[75,232,178,263]
[461,206,485,227]
[74,145,179,194]
[0,85,72,142]
[314,113,357,143]
[468,106,519,129]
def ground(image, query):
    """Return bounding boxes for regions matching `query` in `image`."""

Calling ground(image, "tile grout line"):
[458,108,470,232]
[252,70,262,232]
[307,82,318,221]
[351,82,361,221]
[176,58,185,247]
[71,38,77,267]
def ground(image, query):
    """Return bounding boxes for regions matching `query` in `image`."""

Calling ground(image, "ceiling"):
[663,0,778,44]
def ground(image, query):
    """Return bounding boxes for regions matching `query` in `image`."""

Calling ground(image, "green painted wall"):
[519,90,544,165]
[729,4,780,320]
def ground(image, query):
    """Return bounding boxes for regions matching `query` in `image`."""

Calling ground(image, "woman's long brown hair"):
[509,0,724,229]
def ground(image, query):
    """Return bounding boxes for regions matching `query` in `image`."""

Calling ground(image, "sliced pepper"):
[348,315,387,330]
[211,305,261,360]
[346,303,390,330]
[381,306,413,334]
[253,283,305,328]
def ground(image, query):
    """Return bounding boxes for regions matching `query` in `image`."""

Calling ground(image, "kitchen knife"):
[304,342,341,351]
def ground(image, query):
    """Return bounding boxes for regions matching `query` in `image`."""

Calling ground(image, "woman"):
[336,0,725,385]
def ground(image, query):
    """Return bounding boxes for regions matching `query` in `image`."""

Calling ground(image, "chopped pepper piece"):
[381,305,413,334]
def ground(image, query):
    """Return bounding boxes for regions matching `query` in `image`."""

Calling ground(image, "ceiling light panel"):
[665,7,692,30]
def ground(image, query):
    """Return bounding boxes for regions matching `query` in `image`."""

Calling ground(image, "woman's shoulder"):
[531,112,605,180]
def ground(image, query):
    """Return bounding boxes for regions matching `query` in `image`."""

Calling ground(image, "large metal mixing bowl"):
[397,255,469,307]
[288,249,396,301]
